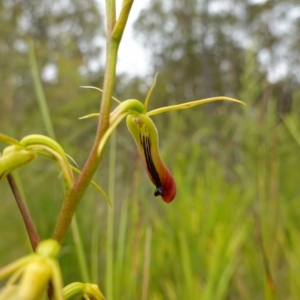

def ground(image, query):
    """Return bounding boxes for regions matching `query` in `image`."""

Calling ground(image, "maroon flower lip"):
[140,133,176,202]
[127,114,176,203]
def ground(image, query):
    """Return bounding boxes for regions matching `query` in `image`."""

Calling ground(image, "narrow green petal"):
[0,256,34,281]
[71,166,111,206]
[97,111,128,156]
[79,113,100,120]
[20,135,74,186]
[18,258,52,300]
[80,86,121,104]
[147,96,245,116]
[28,145,74,187]
[0,133,21,146]
[48,259,64,300]
[0,284,19,299]
[144,72,158,112]
[20,135,69,165]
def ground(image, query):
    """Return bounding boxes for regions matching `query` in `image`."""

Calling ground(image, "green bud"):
[63,282,105,300]
[0,146,37,180]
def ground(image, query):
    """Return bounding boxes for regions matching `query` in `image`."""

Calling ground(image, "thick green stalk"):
[53,0,134,242]
[52,40,118,243]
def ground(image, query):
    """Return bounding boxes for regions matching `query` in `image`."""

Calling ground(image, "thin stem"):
[6,174,40,251]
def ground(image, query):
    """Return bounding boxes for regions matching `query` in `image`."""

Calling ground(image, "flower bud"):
[0,146,36,180]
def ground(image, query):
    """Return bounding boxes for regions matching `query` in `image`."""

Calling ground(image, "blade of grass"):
[115,199,129,292]
[282,114,300,147]
[29,40,56,139]
[91,200,100,284]
[29,41,90,281]
[71,217,90,282]
[142,226,152,300]
[106,131,116,300]
[178,230,194,300]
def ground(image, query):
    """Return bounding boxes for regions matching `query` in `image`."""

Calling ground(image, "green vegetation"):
[1,0,300,299]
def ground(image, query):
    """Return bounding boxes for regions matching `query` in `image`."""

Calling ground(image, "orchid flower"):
[0,134,74,186]
[81,75,245,203]
[0,239,64,300]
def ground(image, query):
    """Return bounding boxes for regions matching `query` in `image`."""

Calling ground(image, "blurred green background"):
[1,0,300,299]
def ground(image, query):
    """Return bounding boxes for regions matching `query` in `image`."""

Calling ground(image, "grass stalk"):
[106,131,117,300]
[115,199,128,293]
[29,41,90,280]
[70,218,90,282]
[29,40,56,139]
[141,226,152,300]
[91,201,100,284]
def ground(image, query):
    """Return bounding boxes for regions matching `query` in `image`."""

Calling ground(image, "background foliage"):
[1,0,300,299]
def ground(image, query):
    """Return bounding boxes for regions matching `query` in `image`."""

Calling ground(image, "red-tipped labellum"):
[127,114,176,203]
[139,133,176,203]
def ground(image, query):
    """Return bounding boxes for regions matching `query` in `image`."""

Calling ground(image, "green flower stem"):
[53,0,134,243]
[106,0,116,33]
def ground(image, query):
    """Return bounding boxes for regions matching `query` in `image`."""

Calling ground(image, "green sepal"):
[71,166,111,206]
[147,96,245,116]
[0,133,21,146]
[20,134,74,187]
